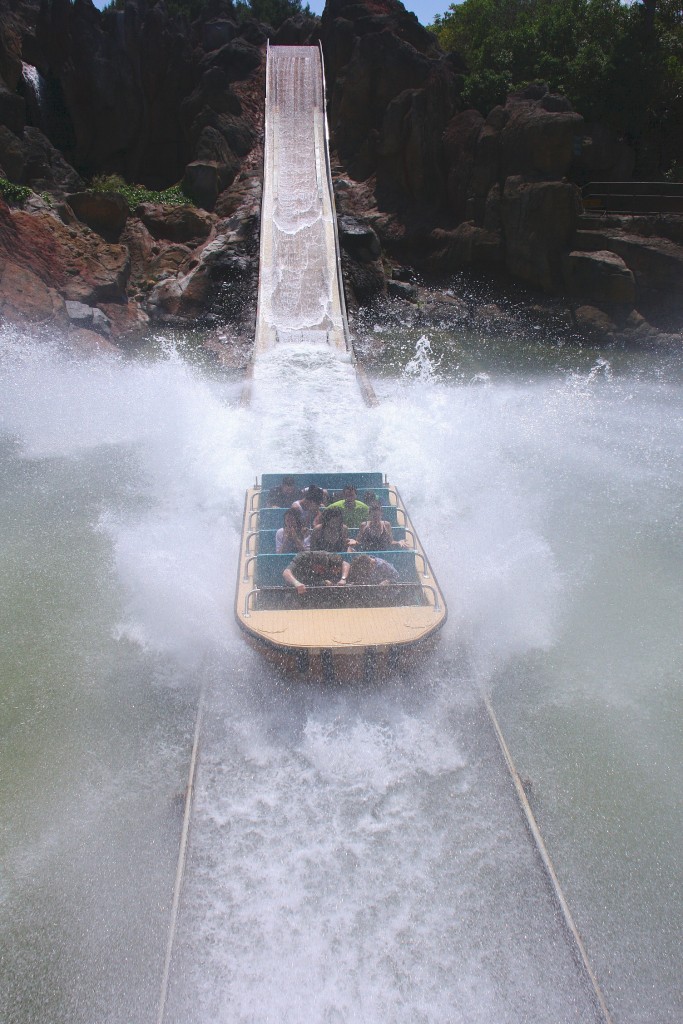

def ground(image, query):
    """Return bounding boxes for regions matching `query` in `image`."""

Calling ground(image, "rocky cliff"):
[0,0,680,351]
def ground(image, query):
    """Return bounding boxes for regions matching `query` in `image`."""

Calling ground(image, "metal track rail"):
[155,684,206,1024]
[483,694,615,1024]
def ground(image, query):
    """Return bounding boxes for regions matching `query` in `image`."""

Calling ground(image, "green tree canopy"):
[430,0,683,175]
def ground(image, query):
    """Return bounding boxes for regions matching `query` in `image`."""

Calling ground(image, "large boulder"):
[501,176,581,291]
[148,208,259,323]
[0,123,82,192]
[563,249,636,305]
[68,191,129,242]
[321,0,463,210]
[573,227,683,307]
[0,198,130,307]
[183,159,238,212]
[500,100,584,180]
[0,257,66,324]
[136,202,213,243]
[443,109,484,221]
[430,221,502,271]
[338,215,381,262]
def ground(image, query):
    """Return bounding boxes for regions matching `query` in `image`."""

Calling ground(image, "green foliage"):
[234,0,311,27]
[0,178,32,205]
[430,0,683,172]
[89,174,191,207]
[103,0,312,27]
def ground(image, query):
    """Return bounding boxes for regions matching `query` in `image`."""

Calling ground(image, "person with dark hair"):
[346,554,399,586]
[283,551,350,594]
[267,475,303,507]
[275,507,308,554]
[291,485,326,531]
[356,501,407,551]
[309,506,354,553]
[326,484,369,529]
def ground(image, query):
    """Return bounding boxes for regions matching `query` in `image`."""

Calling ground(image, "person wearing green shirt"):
[326,485,369,529]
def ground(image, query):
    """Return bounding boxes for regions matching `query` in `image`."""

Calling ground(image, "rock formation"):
[0,0,679,349]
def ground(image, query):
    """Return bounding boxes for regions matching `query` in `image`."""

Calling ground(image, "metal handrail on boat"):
[243,554,258,583]
[413,551,431,578]
[245,530,259,554]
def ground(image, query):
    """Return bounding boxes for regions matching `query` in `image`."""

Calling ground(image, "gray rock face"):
[65,298,111,335]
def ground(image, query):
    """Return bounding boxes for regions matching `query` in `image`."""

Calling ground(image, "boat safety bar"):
[243,581,440,617]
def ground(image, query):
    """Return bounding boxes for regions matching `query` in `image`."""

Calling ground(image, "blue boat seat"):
[253,526,411,554]
[260,472,383,495]
[255,504,404,531]
[259,486,395,509]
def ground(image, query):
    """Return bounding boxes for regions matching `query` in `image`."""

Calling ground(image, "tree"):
[429,0,683,175]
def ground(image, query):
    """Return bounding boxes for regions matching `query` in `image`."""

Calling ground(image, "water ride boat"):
[235,473,447,680]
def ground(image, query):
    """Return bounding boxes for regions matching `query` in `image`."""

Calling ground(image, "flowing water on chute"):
[1,324,681,1024]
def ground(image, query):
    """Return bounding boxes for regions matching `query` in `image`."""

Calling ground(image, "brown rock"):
[120,217,155,289]
[573,304,617,341]
[563,250,636,305]
[0,124,25,182]
[0,80,24,136]
[470,123,501,200]
[149,243,194,277]
[443,109,484,220]
[501,176,581,291]
[342,252,386,306]
[0,201,130,305]
[68,327,120,355]
[501,102,584,180]
[321,0,461,207]
[573,228,683,304]
[430,222,502,270]
[68,192,129,242]
[136,203,214,243]
[98,300,150,339]
[0,258,66,325]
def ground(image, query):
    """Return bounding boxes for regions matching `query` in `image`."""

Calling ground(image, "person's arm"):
[385,521,407,549]
[275,528,284,554]
[283,566,306,595]
[379,560,400,585]
[335,560,351,586]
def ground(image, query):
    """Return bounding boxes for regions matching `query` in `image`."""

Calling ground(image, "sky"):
[91,1,459,27]
[305,0,456,21]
